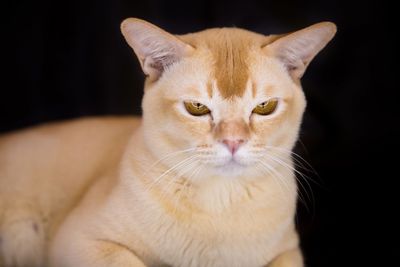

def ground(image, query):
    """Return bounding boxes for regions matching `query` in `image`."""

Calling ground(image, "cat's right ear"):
[121,18,194,81]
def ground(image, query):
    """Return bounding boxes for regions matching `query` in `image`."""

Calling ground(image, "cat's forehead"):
[180,28,280,99]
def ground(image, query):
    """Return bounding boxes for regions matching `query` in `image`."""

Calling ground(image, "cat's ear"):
[121,18,194,81]
[264,22,337,79]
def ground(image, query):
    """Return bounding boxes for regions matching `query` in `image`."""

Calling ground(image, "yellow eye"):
[184,101,211,116]
[252,99,279,115]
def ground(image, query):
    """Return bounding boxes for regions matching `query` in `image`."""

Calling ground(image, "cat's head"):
[121,18,336,180]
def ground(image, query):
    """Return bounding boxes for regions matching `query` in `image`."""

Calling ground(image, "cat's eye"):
[252,99,279,116]
[184,101,211,116]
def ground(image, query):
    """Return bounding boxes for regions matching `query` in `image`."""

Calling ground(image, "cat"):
[0,18,336,267]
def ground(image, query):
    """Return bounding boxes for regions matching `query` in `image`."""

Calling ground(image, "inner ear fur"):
[121,18,194,81]
[264,22,337,79]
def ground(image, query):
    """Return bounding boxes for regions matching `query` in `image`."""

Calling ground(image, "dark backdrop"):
[3,0,397,266]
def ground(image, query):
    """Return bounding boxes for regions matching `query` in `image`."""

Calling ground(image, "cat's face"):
[122,19,336,181]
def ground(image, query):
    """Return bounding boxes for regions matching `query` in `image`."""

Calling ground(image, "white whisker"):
[257,161,291,193]
[159,156,201,201]
[262,152,312,210]
[148,147,197,170]
[145,154,200,193]
[255,160,292,206]
[264,145,318,176]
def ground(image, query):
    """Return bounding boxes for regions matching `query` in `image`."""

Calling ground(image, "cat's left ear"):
[121,18,194,81]
[264,22,337,79]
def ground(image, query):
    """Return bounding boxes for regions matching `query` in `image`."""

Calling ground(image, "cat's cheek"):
[249,115,288,147]
[250,115,279,133]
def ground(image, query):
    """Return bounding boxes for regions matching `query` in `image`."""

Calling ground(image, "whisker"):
[158,156,201,204]
[256,160,292,206]
[257,160,291,193]
[148,147,197,170]
[266,150,320,209]
[145,154,200,193]
[264,145,317,175]
[264,150,310,181]
[262,153,312,210]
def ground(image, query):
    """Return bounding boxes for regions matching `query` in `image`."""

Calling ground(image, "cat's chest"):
[150,210,288,267]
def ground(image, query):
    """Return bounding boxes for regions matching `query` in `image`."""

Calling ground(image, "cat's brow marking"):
[210,31,249,99]
[181,28,274,99]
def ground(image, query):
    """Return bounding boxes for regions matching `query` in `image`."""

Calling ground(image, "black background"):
[3,0,397,266]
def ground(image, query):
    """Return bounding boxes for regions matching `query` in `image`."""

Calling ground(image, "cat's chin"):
[212,159,248,176]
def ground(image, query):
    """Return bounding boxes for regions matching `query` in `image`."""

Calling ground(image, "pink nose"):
[222,139,245,155]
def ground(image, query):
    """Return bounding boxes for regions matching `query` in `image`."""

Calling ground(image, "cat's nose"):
[222,139,245,155]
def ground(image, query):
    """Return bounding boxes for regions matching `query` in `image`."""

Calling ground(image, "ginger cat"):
[0,18,336,267]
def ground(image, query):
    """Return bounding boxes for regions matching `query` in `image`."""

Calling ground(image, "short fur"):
[0,18,336,267]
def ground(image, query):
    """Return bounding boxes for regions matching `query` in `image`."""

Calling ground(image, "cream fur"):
[0,18,336,267]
